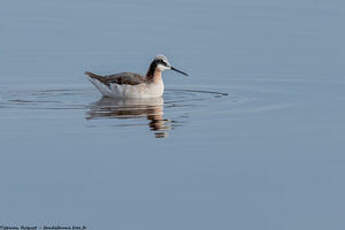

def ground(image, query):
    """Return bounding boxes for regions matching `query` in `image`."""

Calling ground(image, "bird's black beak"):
[171,66,189,76]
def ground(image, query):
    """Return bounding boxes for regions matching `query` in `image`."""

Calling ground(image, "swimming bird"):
[85,55,188,98]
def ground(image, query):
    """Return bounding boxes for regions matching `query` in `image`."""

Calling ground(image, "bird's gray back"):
[104,72,145,85]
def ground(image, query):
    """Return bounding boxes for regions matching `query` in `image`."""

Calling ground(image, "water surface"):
[1,0,345,229]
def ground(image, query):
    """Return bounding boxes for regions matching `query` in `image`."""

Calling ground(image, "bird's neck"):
[146,68,162,83]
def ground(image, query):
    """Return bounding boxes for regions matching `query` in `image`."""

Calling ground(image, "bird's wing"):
[105,72,145,85]
[85,72,145,86]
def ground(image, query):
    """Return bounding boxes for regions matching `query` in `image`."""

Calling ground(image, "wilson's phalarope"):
[85,55,188,98]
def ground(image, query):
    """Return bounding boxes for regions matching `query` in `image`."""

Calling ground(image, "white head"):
[154,55,172,71]
[146,54,189,77]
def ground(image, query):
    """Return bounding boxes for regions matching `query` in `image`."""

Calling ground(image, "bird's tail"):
[85,71,101,79]
[85,71,107,84]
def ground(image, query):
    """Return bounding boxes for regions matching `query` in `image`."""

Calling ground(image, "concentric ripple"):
[0,85,295,138]
[0,87,230,138]
[0,88,229,110]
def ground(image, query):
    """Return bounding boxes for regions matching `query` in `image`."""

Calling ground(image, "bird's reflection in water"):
[87,97,170,138]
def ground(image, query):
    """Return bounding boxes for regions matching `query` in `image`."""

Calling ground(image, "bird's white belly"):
[88,78,164,98]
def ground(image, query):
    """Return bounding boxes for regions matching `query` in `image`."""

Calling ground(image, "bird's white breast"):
[88,77,164,98]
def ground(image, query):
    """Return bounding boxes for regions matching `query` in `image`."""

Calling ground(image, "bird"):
[85,55,188,98]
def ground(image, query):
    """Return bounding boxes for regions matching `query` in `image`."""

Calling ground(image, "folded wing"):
[85,72,145,86]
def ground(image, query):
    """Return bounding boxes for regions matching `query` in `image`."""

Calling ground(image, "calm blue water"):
[1,0,345,229]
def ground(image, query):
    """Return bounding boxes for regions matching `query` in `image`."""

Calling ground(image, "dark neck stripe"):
[146,60,158,77]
